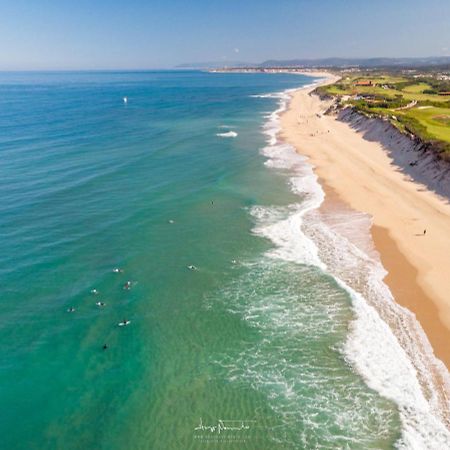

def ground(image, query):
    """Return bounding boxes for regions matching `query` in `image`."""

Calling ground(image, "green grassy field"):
[317,72,450,154]
[406,107,450,142]
[402,82,431,93]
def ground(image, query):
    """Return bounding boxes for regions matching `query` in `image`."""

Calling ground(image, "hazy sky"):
[1,0,449,69]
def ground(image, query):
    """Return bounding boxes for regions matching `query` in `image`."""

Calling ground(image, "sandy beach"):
[281,73,450,373]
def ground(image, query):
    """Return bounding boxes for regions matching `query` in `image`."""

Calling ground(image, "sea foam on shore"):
[255,84,450,449]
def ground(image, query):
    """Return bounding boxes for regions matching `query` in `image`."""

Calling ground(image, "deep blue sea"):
[0,70,448,449]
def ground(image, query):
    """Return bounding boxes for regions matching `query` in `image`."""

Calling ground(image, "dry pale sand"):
[281,75,450,369]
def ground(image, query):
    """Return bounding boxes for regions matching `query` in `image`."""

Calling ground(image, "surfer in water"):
[113,268,123,273]
[96,301,106,307]
[103,344,108,350]
[67,307,75,313]
[123,281,132,290]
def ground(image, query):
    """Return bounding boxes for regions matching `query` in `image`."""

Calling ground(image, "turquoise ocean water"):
[0,71,448,449]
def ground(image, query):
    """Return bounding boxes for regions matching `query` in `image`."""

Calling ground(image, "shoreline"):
[280,74,450,410]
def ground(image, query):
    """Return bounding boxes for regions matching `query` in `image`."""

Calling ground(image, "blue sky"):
[1,0,449,69]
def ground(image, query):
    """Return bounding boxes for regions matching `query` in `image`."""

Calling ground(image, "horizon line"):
[1,55,449,72]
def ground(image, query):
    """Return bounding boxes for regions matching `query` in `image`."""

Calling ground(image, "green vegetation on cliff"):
[316,71,450,156]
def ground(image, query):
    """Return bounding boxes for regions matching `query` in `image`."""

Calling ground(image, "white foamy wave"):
[250,92,286,99]
[303,205,450,447]
[343,281,450,449]
[211,258,399,448]
[253,85,450,448]
[251,85,315,100]
[251,204,324,268]
[250,156,325,267]
[216,131,238,138]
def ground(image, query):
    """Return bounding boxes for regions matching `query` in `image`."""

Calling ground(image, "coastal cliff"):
[329,103,450,201]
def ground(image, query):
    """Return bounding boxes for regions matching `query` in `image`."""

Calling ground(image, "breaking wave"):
[217,131,238,138]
